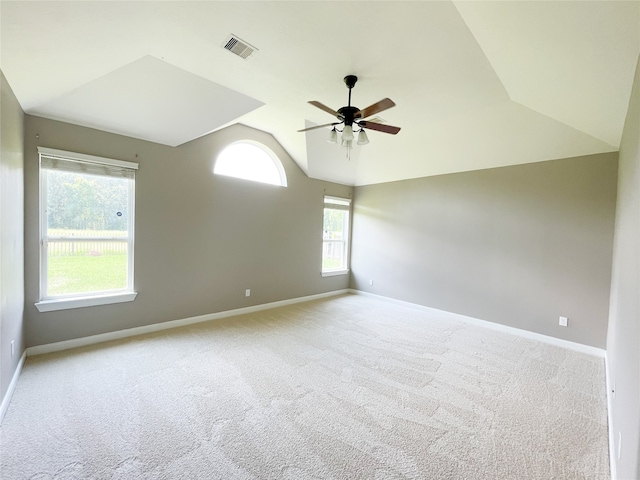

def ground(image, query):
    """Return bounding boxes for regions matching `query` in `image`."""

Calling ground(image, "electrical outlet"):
[245,289,251,297]
[11,340,14,357]
[369,279,373,286]
[559,316,568,327]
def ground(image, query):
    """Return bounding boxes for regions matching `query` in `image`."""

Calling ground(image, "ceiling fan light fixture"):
[357,129,369,145]
[298,74,400,157]
[342,125,354,142]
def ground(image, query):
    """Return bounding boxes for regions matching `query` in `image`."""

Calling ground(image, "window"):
[322,196,351,276]
[214,141,287,186]
[36,147,138,312]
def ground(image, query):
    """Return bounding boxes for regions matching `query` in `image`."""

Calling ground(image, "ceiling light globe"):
[357,129,369,145]
[342,125,354,142]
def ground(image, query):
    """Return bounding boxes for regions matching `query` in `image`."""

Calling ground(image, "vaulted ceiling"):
[1,1,638,186]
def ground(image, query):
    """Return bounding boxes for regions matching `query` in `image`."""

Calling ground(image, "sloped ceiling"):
[1,1,638,186]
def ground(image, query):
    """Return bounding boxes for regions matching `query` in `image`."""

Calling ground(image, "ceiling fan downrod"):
[339,75,360,127]
[344,75,357,105]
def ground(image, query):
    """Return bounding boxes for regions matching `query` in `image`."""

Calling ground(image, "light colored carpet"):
[0,294,609,479]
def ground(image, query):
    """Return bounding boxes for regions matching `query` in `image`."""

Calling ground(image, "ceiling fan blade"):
[359,121,401,135]
[297,122,340,133]
[308,101,341,118]
[356,98,396,119]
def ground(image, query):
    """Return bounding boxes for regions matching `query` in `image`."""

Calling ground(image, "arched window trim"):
[214,140,288,187]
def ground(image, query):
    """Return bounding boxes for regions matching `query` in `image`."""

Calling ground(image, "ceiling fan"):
[298,75,401,145]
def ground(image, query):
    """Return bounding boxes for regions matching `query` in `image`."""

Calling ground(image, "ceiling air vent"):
[367,116,386,124]
[223,34,257,60]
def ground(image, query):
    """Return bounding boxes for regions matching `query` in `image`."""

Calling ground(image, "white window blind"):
[39,147,138,178]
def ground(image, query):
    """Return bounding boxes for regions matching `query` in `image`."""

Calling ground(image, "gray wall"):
[606,54,640,480]
[0,71,25,402]
[351,153,618,349]
[24,116,352,347]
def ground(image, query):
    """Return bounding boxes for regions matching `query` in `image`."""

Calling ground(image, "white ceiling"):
[1,1,638,186]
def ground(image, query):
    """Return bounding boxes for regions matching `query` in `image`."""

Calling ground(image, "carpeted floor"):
[0,294,609,479]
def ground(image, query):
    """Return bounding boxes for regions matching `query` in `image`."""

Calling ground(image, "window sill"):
[321,269,350,278]
[35,292,138,312]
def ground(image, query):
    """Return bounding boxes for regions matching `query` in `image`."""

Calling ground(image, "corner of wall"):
[605,52,640,480]
[0,70,26,418]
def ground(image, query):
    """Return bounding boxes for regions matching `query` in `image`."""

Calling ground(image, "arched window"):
[214,141,287,187]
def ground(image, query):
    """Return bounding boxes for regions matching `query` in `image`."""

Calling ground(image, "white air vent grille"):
[223,35,257,60]
[367,116,386,124]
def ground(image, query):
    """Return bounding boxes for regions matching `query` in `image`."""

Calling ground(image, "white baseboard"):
[349,289,606,357]
[27,288,605,358]
[26,289,351,356]
[0,350,26,424]
[605,352,617,480]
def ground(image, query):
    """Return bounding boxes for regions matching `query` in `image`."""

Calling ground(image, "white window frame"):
[213,140,287,187]
[35,147,138,312]
[321,195,351,277]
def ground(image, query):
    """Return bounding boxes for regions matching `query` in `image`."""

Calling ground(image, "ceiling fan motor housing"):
[337,106,361,126]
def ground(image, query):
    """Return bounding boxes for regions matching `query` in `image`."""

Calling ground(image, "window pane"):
[47,241,128,296]
[44,169,131,297]
[322,241,346,270]
[214,142,286,186]
[323,208,347,239]
[322,207,349,271]
[47,170,130,236]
